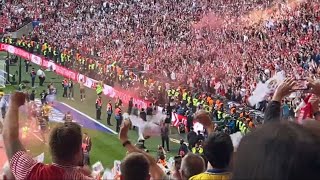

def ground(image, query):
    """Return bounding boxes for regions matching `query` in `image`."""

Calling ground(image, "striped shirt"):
[10,151,94,180]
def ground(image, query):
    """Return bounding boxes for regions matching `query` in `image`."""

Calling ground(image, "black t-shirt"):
[165,117,171,124]
[140,111,147,121]
[40,92,47,100]
[146,107,153,115]
[30,93,35,101]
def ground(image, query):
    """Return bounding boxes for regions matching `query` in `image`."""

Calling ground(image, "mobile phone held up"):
[292,79,309,91]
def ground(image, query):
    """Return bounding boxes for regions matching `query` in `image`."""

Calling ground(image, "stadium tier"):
[1,0,320,179]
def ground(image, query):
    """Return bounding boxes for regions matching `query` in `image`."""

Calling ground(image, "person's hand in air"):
[194,110,214,134]
[10,92,26,108]
[119,119,130,144]
[308,94,319,114]
[307,77,320,97]
[272,78,296,102]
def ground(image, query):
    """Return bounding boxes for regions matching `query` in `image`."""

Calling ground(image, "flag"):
[171,113,187,127]
[297,95,313,124]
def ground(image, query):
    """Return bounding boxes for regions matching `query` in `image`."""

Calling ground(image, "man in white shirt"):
[37,68,46,86]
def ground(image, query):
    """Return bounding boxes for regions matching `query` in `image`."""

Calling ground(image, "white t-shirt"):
[37,69,45,77]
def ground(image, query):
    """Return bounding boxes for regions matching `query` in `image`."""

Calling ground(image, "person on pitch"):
[41,102,51,123]
[96,96,102,120]
[115,106,123,132]
[62,78,68,98]
[79,79,86,102]
[82,132,92,166]
[106,100,113,126]
[68,79,74,100]
[63,111,73,123]
[40,90,48,105]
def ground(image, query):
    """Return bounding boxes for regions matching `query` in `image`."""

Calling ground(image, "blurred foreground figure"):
[232,121,320,180]
[3,92,94,180]
[190,110,233,180]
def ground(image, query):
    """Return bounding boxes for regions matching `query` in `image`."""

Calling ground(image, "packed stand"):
[0,0,38,33]
[2,0,319,105]
[1,0,283,102]
[2,0,320,136]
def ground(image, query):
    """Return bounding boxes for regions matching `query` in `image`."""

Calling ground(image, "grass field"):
[0,52,184,168]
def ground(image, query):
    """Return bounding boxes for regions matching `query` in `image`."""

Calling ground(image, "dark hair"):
[121,152,150,180]
[232,121,320,180]
[203,132,233,169]
[49,122,82,162]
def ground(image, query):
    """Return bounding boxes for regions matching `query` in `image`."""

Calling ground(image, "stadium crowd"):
[2,0,320,179]
[2,0,320,111]
[3,78,320,180]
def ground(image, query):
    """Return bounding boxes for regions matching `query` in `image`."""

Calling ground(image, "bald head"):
[181,153,205,180]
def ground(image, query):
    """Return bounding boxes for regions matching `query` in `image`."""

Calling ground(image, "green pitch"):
[0,52,184,168]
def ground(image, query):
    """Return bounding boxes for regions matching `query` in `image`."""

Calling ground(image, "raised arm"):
[264,78,295,123]
[194,110,214,134]
[3,92,26,159]
[119,120,165,180]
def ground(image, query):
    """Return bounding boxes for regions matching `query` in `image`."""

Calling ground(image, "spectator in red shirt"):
[3,92,94,180]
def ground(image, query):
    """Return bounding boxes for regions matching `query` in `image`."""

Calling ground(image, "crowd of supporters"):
[3,78,320,180]
[1,0,320,110]
[1,0,320,179]
[0,0,34,33]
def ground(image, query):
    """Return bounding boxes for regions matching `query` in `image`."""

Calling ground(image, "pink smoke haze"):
[192,12,225,30]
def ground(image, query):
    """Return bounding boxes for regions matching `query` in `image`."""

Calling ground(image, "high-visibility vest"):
[167,90,172,97]
[192,147,204,154]
[182,92,187,101]
[171,89,175,96]
[187,97,191,105]
[96,84,103,94]
[200,100,205,105]
[193,98,198,106]
[174,91,179,97]
[217,111,223,119]
[61,54,65,62]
